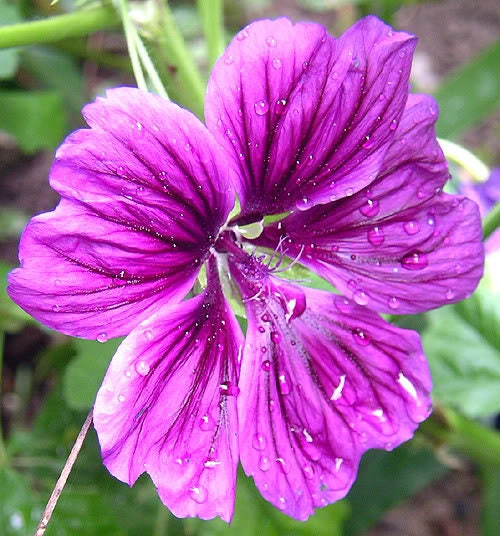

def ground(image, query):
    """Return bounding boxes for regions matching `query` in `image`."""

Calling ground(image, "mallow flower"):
[8,16,484,522]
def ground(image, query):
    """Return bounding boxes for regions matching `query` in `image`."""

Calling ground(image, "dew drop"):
[199,414,215,431]
[295,197,311,210]
[445,289,455,300]
[118,394,125,403]
[353,289,369,306]
[252,434,267,450]
[52,304,61,312]
[276,457,290,474]
[389,119,398,131]
[261,313,272,323]
[258,455,271,471]
[334,296,354,313]
[352,328,371,346]
[278,497,286,510]
[220,381,240,397]
[403,221,420,235]
[347,279,357,290]
[388,296,400,310]
[362,135,375,150]
[258,326,266,333]
[401,251,428,271]
[270,331,282,344]
[359,198,380,217]
[143,329,154,341]
[345,187,354,196]
[97,333,108,343]
[303,464,314,479]
[237,29,249,41]
[254,100,269,115]
[135,360,150,376]
[367,226,385,246]
[261,359,271,372]
[266,36,277,47]
[275,98,287,114]
[224,55,234,65]
[271,57,282,69]
[279,373,291,395]
[189,486,208,504]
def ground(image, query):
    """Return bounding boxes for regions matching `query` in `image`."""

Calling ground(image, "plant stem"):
[0,331,8,467]
[483,201,500,241]
[421,405,500,471]
[154,1,205,118]
[438,138,490,183]
[197,0,225,68]
[35,409,93,536]
[0,6,120,49]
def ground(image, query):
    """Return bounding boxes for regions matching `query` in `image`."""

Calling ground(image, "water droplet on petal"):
[271,57,282,69]
[135,360,150,376]
[275,98,287,114]
[278,497,286,510]
[362,135,375,150]
[261,313,272,323]
[403,221,420,235]
[303,464,314,479]
[401,251,428,271]
[199,414,215,431]
[118,394,125,403]
[334,457,344,471]
[353,289,369,305]
[143,329,154,341]
[189,486,208,504]
[388,297,400,310]
[258,455,271,471]
[270,331,282,344]
[252,434,267,450]
[52,304,60,312]
[367,226,384,246]
[276,457,290,474]
[97,333,108,343]
[261,359,271,372]
[224,55,234,65]
[266,36,277,47]
[359,198,380,217]
[254,100,269,115]
[352,328,371,346]
[220,381,240,397]
[334,296,354,313]
[237,29,249,41]
[389,119,398,130]
[445,289,455,300]
[279,373,291,395]
[295,197,311,210]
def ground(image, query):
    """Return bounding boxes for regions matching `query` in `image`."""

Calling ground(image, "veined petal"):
[206,16,416,221]
[229,254,430,520]
[93,264,243,522]
[8,88,235,339]
[258,95,484,314]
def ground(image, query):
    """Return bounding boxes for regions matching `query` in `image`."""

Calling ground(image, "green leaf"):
[422,279,500,417]
[0,467,41,535]
[0,262,32,331]
[0,90,66,153]
[63,338,122,410]
[435,40,500,138]
[0,4,22,79]
[344,443,447,535]
[482,468,500,536]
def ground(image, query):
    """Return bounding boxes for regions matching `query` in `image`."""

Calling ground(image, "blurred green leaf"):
[344,443,447,535]
[482,468,500,536]
[435,40,500,138]
[0,262,32,331]
[0,207,29,241]
[20,47,84,126]
[0,90,66,153]
[63,338,122,410]
[422,281,500,417]
[0,4,22,79]
[0,467,41,535]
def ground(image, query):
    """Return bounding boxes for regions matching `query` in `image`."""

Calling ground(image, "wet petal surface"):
[8,88,235,339]
[93,269,243,521]
[206,17,416,221]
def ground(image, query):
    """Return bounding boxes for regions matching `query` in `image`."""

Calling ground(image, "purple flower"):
[8,17,484,521]
[458,168,500,253]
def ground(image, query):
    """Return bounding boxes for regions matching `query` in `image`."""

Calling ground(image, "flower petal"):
[8,88,235,339]
[206,16,416,220]
[258,95,484,313]
[93,266,243,522]
[230,254,430,520]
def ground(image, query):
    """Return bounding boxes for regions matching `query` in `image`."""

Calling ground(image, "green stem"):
[420,405,500,471]
[438,138,490,183]
[483,201,500,241]
[0,6,120,49]
[154,1,205,118]
[153,503,170,536]
[0,331,8,467]
[197,0,225,68]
